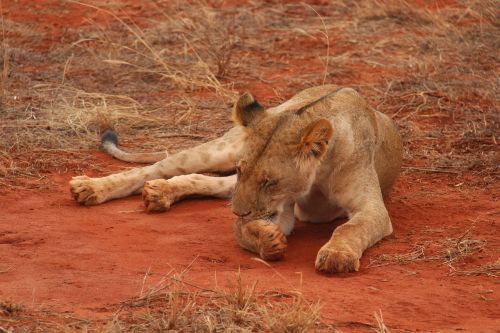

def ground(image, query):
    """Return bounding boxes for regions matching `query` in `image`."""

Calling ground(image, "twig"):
[158,133,211,139]
[451,260,500,277]
[139,266,151,298]
[402,166,460,174]
[305,4,330,85]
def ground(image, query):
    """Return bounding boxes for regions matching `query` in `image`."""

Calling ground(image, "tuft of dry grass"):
[368,229,487,272]
[116,268,324,332]
[261,296,321,333]
[1,269,328,332]
[0,300,23,317]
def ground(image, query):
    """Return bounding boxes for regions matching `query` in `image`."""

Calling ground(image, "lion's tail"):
[100,130,168,164]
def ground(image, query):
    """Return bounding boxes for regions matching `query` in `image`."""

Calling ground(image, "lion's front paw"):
[69,176,105,205]
[258,223,288,261]
[142,180,176,212]
[315,243,360,273]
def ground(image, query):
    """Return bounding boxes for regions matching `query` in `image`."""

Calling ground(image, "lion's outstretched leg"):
[314,169,393,273]
[142,174,236,212]
[70,126,245,205]
[234,219,288,261]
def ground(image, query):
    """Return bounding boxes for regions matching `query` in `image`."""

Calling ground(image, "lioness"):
[70,85,402,273]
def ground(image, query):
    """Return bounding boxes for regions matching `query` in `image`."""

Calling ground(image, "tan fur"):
[234,219,287,261]
[101,140,168,163]
[69,85,402,274]
[143,174,236,212]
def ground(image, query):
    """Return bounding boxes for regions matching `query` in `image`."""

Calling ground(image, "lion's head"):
[231,92,333,234]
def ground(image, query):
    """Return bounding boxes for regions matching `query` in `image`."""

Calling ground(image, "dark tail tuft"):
[101,129,119,147]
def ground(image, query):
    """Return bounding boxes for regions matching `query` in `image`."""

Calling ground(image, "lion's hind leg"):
[70,126,246,206]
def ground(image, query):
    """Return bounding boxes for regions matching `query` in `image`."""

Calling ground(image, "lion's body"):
[70,85,402,273]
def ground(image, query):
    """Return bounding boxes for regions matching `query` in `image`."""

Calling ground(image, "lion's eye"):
[262,178,279,189]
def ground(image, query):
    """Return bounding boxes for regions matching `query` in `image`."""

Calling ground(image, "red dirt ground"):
[0,0,498,332]
[0,153,498,332]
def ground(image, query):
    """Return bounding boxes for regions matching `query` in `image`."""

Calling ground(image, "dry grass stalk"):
[0,45,7,106]
[332,311,397,333]
[0,4,7,107]
[368,245,425,267]
[304,4,330,85]
[374,310,390,333]
[451,259,500,277]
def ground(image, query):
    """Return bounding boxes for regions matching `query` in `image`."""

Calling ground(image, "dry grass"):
[373,310,389,333]
[367,245,425,267]
[0,45,8,107]
[340,0,499,183]
[368,229,488,271]
[0,270,399,332]
[435,231,487,265]
[115,267,324,332]
[74,0,238,98]
[0,3,8,108]
[451,259,500,277]
[0,300,23,317]
[0,263,399,332]
[0,0,498,188]
[0,1,244,188]
[0,270,327,333]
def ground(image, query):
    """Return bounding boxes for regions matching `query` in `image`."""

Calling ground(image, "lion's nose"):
[233,209,252,218]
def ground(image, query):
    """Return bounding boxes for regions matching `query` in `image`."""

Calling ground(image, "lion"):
[70,85,403,273]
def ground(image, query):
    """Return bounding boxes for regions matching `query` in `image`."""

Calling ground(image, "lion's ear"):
[297,119,333,160]
[233,92,265,126]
